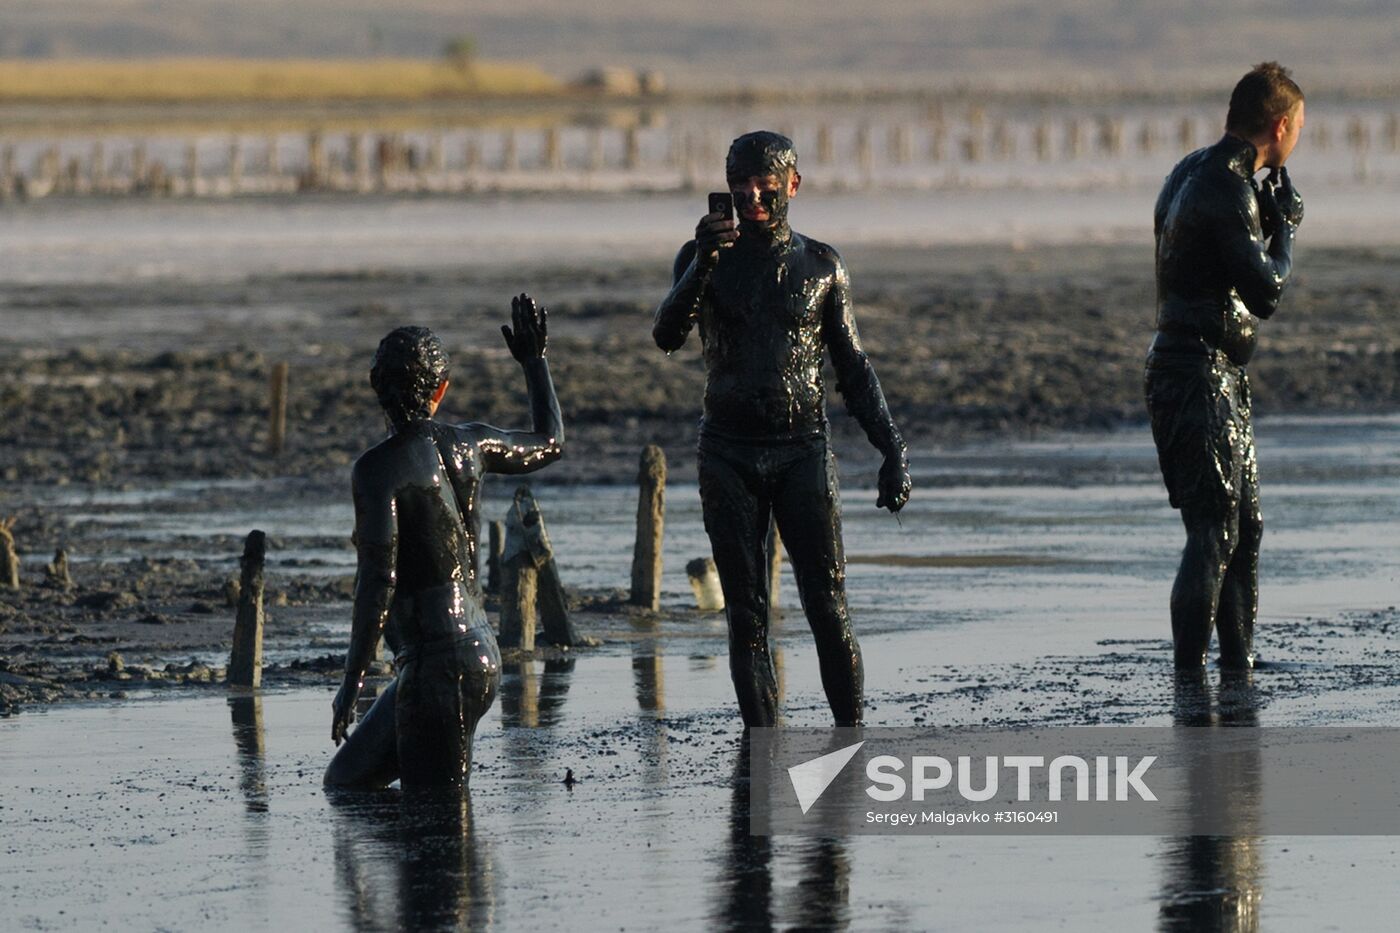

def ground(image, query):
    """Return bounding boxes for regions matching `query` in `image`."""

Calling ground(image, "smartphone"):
[708,191,734,222]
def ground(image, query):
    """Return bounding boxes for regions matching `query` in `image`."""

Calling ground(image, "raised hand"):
[876,451,912,513]
[695,210,738,268]
[1259,168,1303,235]
[502,293,548,362]
[1275,166,1304,227]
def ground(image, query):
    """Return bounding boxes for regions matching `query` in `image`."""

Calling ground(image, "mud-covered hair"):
[370,326,450,428]
[1226,62,1304,137]
[726,131,798,181]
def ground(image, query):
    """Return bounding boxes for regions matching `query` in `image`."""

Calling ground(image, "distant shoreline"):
[3,58,1400,110]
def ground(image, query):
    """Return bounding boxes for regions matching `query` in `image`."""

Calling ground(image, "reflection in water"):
[329,789,497,932]
[630,616,666,713]
[630,616,671,788]
[715,744,774,932]
[498,658,575,730]
[712,742,851,932]
[228,692,268,814]
[1158,672,1263,932]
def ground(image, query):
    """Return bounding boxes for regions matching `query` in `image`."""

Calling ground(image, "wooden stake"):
[228,530,266,687]
[269,362,288,457]
[0,517,20,590]
[629,445,666,610]
[486,520,504,594]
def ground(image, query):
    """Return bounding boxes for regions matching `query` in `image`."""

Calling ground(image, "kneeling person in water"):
[326,295,564,790]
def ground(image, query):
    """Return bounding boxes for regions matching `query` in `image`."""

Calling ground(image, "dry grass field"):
[0,58,562,103]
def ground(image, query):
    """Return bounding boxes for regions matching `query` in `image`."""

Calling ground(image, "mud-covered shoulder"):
[1201,160,1258,217]
[798,233,849,285]
[350,437,397,493]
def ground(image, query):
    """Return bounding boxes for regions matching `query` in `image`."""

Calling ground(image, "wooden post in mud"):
[90,143,107,193]
[428,134,445,175]
[269,362,288,457]
[500,489,538,650]
[889,124,911,165]
[131,144,147,191]
[816,124,833,164]
[501,487,585,648]
[536,557,580,647]
[44,548,73,589]
[544,127,562,170]
[184,142,199,195]
[855,124,874,180]
[486,520,504,594]
[587,129,604,172]
[228,139,243,194]
[0,145,14,197]
[1177,116,1195,152]
[502,130,518,172]
[265,136,281,179]
[499,556,538,651]
[629,445,666,610]
[304,132,325,190]
[0,517,20,590]
[229,530,266,687]
[766,519,782,612]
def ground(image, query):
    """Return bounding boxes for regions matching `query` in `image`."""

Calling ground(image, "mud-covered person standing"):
[325,295,564,790]
[1146,63,1306,672]
[653,131,911,728]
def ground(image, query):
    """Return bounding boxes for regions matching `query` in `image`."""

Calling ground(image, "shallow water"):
[5,415,1400,928]
[3,177,1400,288]
[4,671,1400,930]
[38,413,1400,660]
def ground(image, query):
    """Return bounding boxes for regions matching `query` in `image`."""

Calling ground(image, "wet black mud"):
[2,244,1396,492]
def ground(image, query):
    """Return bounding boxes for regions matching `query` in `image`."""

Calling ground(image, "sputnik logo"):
[788,741,865,814]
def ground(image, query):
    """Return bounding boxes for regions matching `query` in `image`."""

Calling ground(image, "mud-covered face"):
[728,169,799,237]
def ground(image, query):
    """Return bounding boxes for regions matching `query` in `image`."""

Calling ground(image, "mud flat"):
[2,235,1397,492]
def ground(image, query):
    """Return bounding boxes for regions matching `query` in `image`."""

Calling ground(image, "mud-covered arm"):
[1218,179,1295,320]
[653,241,708,352]
[332,463,397,744]
[822,252,911,512]
[470,358,564,474]
[823,253,905,457]
[474,293,564,475]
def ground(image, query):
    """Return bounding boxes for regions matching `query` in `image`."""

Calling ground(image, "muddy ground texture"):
[0,542,640,717]
[3,242,1398,717]
[4,243,1397,489]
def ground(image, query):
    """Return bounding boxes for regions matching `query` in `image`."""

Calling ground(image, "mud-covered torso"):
[699,231,837,438]
[1154,136,1266,364]
[354,420,489,645]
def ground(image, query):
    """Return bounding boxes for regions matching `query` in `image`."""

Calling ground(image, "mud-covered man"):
[1146,63,1306,671]
[325,296,563,790]
[653,131,911,727]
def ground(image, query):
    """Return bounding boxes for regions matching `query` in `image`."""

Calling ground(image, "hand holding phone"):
[696,191,738,267]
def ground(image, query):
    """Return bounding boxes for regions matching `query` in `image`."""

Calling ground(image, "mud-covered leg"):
[397,651,500,791]
[1216,491,1261,670]
[699,445,778,727]
[772,444,863,726]
[1172,505,1240,670]
[324,678,401,789]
